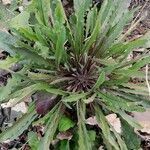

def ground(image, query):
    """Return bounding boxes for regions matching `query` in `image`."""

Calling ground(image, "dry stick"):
[119,0,149,41]
[146,65,150,98]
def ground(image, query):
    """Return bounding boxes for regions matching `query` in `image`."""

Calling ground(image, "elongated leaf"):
[77,101,92,150]
[0,56,19,70]
[111,90,150,107]
[119,111,142,129]
[130,56,150,70]
[29,0,50,26]
[0,31,16,55]
[10,11,30,30]
[108,38,146,57]
[73,0,92,53]
[0,104,37,141]
[38,104,62,150]
[111,127,128,150]
[34,42,50,59]
[62,93,87,102]
[54,0,66,24]
[3,83,43,105]
[86,6,98,38]
[19,27,38,41]
[97,92,145,112]
[94,104,120,150]
[83,8,101,53]
[0,74,22,102]
[11,46,50,67]
[28,131,39,150]
[55,24,66,65]
[93,71,105,89]
[121,119,141,150]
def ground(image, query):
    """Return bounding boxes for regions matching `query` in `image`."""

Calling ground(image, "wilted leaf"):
[2,0,11,5]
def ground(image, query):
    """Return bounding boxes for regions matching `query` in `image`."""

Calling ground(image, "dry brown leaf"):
[106,113,121,134]
[11,102,27,114]
[86,116,97,126]
[86,113,121,133]
[2,102,27,113]
[57,132,73,140]
[134,110,150,134]
[2,0,11,5]
[98,146,104,150]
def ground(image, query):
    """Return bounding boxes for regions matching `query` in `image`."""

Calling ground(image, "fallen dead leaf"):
[2,102,27,114]
[57,131,73,140]
[134,110,150,134]
[106,114,121,134]
[98,146,104,150]
[2,0,11,5]
[86,116,97,126]
[11,102,27,114]
[86,113,121,133]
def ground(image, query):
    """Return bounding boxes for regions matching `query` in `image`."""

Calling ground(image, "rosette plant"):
[0,0,150,149]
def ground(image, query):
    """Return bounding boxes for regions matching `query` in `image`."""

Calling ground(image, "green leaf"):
[0,74,22,102]
[0,2,17,28]
[58,116,75,132]
[6,83,66,106]
[94,104,120,150]
[108,38,146,58]
[10,11,30,30]
[29,0,51,26]
[111,127,128,150]
[55,24,67,65]
[59,140,70,150]
[88,130,96,142]
[0,104,37,142]
[54,0,66,24]
[3,84,40,106]
[0,56,19,70]
[85,6,98,38]
[121,119,141,150]
[93,71,105,89]
[19,27,38,41]
[119,111,142,129]
[38,104,62,150]
[83,7,101,53]
[77,101,92,150]
[97,92,145,112]
[111,90,150,108]
[0,31,16,55]
[34,42,50,59]
[11,46,50,67]
[28,131,39,150]
[74,0,92,14]
[62,93,87,102]
[73,0,92,54]
[130,55,150,70]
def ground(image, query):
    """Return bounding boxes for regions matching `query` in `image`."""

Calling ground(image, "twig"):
[119,0,149,41]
